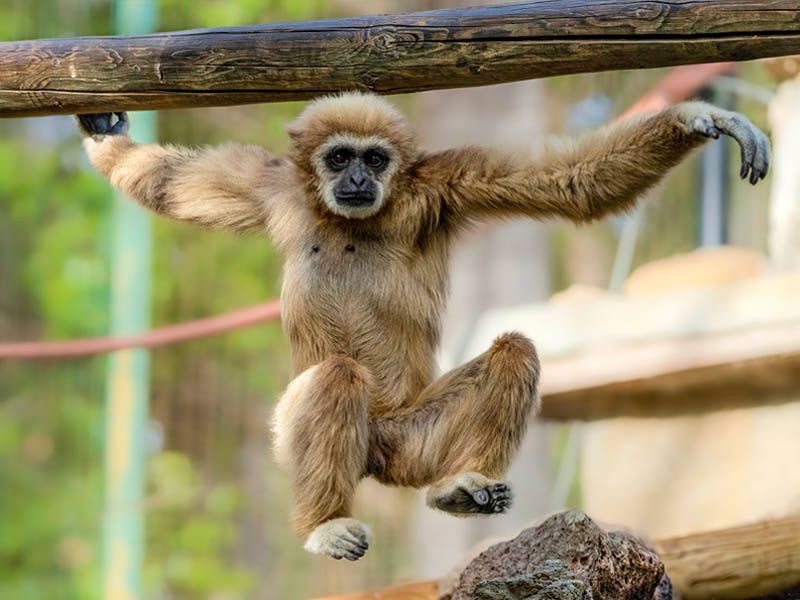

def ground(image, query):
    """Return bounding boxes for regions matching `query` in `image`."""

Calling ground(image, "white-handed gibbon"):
[77,92,770,561]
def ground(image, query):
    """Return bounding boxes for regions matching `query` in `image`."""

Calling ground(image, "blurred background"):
[1,1,798,599]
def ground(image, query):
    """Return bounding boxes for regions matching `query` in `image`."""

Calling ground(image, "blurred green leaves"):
[0,1,304,599]
[144,453,254,599]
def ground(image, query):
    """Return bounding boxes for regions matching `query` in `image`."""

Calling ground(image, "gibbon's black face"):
[312,134,398,219]
[325,145,390,209]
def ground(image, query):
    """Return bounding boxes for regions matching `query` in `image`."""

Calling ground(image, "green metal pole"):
[103,2,157,599]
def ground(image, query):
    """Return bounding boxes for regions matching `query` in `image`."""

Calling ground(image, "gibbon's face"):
[312,134,398,219]
[288,92,417,219]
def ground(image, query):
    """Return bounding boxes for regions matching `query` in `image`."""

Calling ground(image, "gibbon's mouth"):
[335,192,375,207]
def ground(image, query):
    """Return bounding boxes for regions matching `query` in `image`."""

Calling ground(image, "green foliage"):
[0,1,306,598]
[143,454,255,599]
[0,139,111,338]
[0,370,104,600]
[159,0,329,30]
[0,101,113,598]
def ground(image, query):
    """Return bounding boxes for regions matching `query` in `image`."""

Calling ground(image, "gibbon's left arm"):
[77,112,290,232]
[416,102,770,229]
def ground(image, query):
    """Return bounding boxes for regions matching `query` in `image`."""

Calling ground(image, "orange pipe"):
[0,300,280,360]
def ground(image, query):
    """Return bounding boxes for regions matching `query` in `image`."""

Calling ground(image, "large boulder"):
[443,511,671,600]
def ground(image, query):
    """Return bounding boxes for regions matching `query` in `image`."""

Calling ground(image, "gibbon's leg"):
[271,357,372,560]
[372,332,540,516]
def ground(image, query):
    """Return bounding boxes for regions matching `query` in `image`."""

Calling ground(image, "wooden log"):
[656,516,800,600]
[539,321,800,421]
[311,516,800,600]
[2,1,800,117]
[314,581,438,600]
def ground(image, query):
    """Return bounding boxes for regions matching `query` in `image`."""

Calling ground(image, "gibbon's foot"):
[428,472,513,515]
[676,103,770,185]
[77,112,129,137]
[303,518,372,561]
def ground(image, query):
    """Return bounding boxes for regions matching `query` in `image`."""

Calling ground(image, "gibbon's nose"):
[349,167,370,190]
[350,171,367,190]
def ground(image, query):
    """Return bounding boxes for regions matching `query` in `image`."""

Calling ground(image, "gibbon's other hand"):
[677,104,771,185]
[77,112,129,137]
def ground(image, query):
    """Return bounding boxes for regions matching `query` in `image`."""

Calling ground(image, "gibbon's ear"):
[285,122,303,144]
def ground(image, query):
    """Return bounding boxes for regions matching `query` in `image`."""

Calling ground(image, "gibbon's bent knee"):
[487,332,540,378]
[271,357,370,468]
[271,365,320,469]
[486,331,541,417]
[314,356,372,399]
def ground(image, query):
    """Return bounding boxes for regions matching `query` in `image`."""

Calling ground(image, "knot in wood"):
[361,71,379,89]
[393,29,425,49]
[625,2,668,30]
[372,27,399,50]
[105,48,124,67]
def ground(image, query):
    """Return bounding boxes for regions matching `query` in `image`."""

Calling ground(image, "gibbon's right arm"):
[78,112,289,232]
[416,102,771,230]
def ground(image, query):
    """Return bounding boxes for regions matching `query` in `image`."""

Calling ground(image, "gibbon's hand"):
[676,104,770,185]
[76,112,129,137]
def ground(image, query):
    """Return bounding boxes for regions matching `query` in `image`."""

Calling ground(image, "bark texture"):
[2,1,800,116]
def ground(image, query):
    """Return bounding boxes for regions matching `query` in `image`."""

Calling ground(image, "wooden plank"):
[314,581,438,600]
[656,516,800,600]
[539,321,800,421]
[2,1,800,116]
[312,517,800,600]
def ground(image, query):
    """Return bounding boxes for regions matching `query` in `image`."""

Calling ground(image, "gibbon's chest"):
[281,233,446,355]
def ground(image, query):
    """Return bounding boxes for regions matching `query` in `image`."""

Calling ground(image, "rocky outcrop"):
[443,511,671,600]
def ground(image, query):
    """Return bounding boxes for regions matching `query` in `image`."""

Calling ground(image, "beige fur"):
[271,364,319,469]
[80,91,768,560]
[303,517,373,561]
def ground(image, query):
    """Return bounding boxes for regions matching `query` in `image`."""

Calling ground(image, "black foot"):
[436,482,513,515]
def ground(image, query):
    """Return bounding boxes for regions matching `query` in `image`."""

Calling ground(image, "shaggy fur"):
[79,91,770,560]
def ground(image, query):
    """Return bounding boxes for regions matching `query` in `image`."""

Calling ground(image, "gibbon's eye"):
[326,148,352,170]
[364,149,389,170]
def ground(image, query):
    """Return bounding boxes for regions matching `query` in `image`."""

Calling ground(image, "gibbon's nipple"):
[345,244,356,253]
[311,244,320,253]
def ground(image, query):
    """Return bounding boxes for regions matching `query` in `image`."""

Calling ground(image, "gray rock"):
[444,511,667,600]
[751,586,800,599]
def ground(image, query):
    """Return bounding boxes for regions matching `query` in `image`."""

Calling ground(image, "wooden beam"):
[315,581,438,600]
[312,516,800,600]
[2,1,800,117]
[539,321,800,421]
[656,516,800,600]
